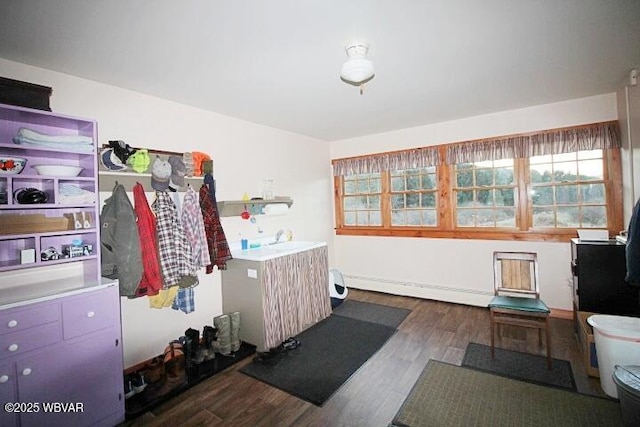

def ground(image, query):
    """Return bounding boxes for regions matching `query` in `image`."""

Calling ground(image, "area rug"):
[332,299,412,328]
[390,360,622,427]
[462,342,576,391]
[240,300,410,406]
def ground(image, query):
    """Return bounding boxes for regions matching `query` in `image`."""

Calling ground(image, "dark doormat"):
[332,299,411,328]
[462,342,576,391]
[240,306,404,406]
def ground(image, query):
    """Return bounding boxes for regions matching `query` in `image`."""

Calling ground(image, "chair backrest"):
[493,251,540,299]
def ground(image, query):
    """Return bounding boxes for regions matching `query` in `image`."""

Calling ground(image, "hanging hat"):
[100,148,127,171]
[168,155,187,187]
[127,149,151,173]
[151,157,171,191]
[191,151,211,176]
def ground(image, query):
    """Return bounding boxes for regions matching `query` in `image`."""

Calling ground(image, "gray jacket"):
[100,184,143,296]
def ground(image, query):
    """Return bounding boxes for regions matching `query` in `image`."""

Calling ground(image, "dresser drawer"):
[0,323,61,359]
[0,303,59,336]
[62,287,119,340]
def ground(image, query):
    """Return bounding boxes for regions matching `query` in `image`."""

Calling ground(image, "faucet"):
[274,229,284,244]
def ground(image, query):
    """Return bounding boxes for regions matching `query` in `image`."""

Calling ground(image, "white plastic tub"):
[587,314,640,398]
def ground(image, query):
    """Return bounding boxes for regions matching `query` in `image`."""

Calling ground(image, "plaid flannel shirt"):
[200,174,232,272]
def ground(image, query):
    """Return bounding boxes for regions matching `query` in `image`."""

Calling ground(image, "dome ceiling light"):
[340,42,374,95]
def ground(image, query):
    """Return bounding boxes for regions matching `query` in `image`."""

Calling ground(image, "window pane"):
[369,211,382,226]
[531,186,554,205]
[421,192,436,208]
[391,194,405,209]
[456,170,473,187]
[553,152,576,162]
[406,210,421,225]
[357,180,369,193]
[495,168,514,185]
[475,169,493,186]
[495,209,516,227]
[391,210,405,225]
[406,175,419,190]
[578,149,602,160]
[476,209,494,227]
[530,164,553,183]
[457,190,474,207]
[582,206,607,227]
[556,185,577,205]
[530,154,552,165]
[457,209,475,226]
[556,206,580,227]
[580,183,605,204]
[356,211,370,225]
[421,174,436,189]
[477,190,493,207]
[344,211,356,226]
[578,159,603,180]
[554,162,578,182]
[370,178,381,192]
[391,176,405,191]
[532,207,555,227]
[344,180,356,195]
[422,210,437,226]
[344,196,356,210]
[369,195,381,209]
[406,193,420,208]
[495,189,515,206]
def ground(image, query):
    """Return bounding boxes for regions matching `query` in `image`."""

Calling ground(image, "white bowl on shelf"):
[31,164,83,177]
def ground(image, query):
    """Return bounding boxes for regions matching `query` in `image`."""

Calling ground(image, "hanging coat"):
[626,197,640,287]
[100,183,143,297]
[133,182,164,296]
[199,174,232,272]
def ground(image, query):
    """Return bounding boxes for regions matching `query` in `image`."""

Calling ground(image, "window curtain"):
[332,147,439,176]
[445,121,621,164]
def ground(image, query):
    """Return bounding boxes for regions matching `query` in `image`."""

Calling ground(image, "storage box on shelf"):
[0,103,100,287]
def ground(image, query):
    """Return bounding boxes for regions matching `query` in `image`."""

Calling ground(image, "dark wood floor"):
[122,289,606,427]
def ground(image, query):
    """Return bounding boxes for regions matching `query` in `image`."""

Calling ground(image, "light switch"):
[247,268,258,279]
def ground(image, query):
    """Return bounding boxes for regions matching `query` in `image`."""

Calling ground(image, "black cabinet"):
[571,238,640,316]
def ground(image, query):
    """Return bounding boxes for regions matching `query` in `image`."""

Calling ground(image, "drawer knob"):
[22,368,31,376]
[8,344,18,352]
[7,320,17,328]
[86,311,95,318]
[0,375,8,383]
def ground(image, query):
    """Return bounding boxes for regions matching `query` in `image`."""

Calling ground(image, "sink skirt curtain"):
[261,246,331,350]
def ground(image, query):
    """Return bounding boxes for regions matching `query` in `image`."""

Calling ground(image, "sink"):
[231,240,327,261]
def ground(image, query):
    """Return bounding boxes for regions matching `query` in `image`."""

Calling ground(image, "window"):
[454,159,516,227]
[333,121,622,242]
[390,168,437,226]
[342,173,382,226]
[529,150,607,228]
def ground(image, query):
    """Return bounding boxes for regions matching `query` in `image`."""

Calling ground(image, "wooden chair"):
[488,251,551,369]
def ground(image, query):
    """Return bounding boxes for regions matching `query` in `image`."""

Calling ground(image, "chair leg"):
[490,311,495,359]
[545,319,552,370]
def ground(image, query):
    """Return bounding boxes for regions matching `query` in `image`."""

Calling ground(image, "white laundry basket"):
[587,314,640,398]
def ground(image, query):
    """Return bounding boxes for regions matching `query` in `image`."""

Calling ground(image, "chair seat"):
[488,295,550,313]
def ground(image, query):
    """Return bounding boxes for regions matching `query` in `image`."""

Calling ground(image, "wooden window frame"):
[334,147,623,243]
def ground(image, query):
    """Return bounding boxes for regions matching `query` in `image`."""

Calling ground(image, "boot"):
[214,314,232,355]
[185,328,204,364]
[202,325,217,360]
[229,311,241,352]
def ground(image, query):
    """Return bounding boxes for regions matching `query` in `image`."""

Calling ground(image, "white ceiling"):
[1,1,639,141]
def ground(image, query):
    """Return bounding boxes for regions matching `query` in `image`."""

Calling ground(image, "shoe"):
[185,328,204,364]
[132,372,147,394]
[202,325,217,360]
[124,375,136,399]
[282,337,301,351]
[142,356,165,385]
[253,350,283,365]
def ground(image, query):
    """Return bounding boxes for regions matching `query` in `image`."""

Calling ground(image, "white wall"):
[330,94,619,311]
[0,59,334,367]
